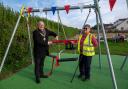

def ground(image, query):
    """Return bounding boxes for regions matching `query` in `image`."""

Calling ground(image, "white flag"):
[78,3,84,13]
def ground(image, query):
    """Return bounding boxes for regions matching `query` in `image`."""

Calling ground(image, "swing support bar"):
[24,5,95,13]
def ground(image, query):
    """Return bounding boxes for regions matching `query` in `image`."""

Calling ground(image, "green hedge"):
[0,2,79,79]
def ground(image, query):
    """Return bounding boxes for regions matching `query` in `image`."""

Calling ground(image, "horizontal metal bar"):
[25,5,95,13]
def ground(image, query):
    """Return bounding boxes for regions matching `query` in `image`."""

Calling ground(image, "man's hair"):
[83,24,91,29]
[37,21,44,25]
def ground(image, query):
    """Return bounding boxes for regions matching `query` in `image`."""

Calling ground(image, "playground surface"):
[0,53,128,89]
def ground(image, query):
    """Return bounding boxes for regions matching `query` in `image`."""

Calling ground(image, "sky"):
[0,0,128,28]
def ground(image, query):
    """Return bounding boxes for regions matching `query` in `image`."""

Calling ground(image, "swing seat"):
[59,57,78,62]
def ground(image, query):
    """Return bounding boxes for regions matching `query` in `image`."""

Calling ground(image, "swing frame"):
[0,0,118,89]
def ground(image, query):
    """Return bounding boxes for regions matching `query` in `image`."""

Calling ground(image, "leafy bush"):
[0,2,79,79]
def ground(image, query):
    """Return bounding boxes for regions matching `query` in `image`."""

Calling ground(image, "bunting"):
[78,3,84,13]
[109,0,116,11]
[39,8,44,12]
[64,5,70,14]
[27,7,33,13]
[20,5,25,17]
[51,7,56,15]
[27,7,33,17]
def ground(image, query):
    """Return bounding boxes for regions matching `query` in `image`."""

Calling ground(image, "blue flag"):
[51,7,56,15]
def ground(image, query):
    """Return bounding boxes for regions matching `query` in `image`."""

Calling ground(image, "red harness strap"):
[55,56,59,66]
[52,40,78,45]
[47,55,60,76]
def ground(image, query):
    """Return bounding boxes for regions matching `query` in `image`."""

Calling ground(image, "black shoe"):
[81,76,90,81]
[78,74,82,78]
[40,74,49,78]
[36,78,40,84]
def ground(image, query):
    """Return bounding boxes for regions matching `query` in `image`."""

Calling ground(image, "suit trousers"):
[34,53,46,78]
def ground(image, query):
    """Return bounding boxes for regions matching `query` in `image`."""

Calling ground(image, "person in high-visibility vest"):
[77,24,98,81]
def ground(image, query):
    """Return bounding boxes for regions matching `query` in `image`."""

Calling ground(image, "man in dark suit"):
[33,21,58,84]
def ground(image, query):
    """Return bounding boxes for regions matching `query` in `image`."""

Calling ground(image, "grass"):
[0,58,31,80]
[0,41,128,81]
[96,41,128,55]
[50,40,128,56]
[0,54,128,89]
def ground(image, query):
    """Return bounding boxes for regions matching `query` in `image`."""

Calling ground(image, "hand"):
[55,36,59,40]
[48,41,53,45]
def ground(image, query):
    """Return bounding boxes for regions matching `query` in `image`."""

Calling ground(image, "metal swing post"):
[57,10,67,40]
[94,0,118,89]
[26,17,34,64]
[0,15,22,73]
[57,10,61,51]
[95,9,102,69]
[80,8,91,34]
[83,8,91,27]
[45,11,48,27]
[70,57,79,83]
[120,55,128,70]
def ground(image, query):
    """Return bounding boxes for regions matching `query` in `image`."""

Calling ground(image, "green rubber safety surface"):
[0,53,128,89]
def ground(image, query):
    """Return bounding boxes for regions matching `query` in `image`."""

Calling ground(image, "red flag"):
[26,7,33,17]
[64,5,70,14]
[27,7,33,13]
[109,0,116,11]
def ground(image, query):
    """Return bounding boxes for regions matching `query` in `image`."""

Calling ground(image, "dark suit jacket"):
[33,28,57,58]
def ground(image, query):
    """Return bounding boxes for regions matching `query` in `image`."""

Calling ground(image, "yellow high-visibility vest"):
[78,33,95,56]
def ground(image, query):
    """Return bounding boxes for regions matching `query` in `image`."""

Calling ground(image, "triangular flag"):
[26,7,33,17]
[39,8,44,12]
[20,5,25,17]
[44,11,47,16]
[27,7,33,13]
[126,0,128,8]
[51,7,56,15]
[78,3,84,13]
[64,5,70,14]
[109,0,116,11]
